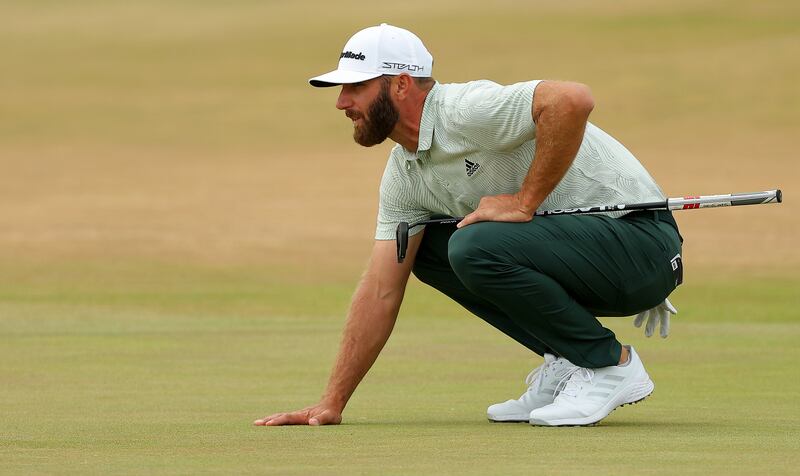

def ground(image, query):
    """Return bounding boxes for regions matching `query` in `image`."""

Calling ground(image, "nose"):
[336,86,352,110]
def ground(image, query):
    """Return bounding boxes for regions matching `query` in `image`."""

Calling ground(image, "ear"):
[394,73,413,100]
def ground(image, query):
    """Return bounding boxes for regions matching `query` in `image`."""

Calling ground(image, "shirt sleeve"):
[450,80,541,152]
[374,151,431,241]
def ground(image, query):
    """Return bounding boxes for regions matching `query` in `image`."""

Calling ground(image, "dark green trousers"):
[411,211,683,368]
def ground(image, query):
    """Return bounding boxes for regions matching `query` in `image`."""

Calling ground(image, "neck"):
[390,88,431,152]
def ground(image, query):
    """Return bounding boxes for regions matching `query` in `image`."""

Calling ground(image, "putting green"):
[1,0,798,473]
[1,266,798,474]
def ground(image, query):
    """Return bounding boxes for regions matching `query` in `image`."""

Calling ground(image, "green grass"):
[1,266,799,474]
[0,0,798,473]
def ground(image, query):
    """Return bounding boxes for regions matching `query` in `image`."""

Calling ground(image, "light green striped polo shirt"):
[375,80,665,240]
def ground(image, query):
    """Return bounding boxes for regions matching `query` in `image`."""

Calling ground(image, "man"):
[254,23,682,427]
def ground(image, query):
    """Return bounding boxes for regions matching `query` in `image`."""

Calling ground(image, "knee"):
[447,223,506,286]
[447,224,481,271]
[411,262,436,286]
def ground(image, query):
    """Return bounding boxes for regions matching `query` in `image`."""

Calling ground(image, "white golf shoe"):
[487,353,578,422]
[529,346,654,426]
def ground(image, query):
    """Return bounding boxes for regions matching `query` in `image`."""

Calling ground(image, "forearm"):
[254,234,420,427]
[320,272,406,412]
[517,82,594,214]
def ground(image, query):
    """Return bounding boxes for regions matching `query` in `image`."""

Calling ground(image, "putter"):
[395,189,783,263]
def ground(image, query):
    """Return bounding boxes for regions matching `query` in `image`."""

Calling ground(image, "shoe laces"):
[523,355,572,393]
[556,367,595,398]
[523,366,544,392]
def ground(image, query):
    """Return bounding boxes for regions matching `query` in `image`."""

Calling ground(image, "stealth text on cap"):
[341,51,366,61]
[381,62,425,72]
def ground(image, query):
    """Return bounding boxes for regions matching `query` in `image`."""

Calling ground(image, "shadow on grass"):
[260,418,707,430]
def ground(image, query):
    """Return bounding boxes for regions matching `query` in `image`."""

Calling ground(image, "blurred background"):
[1,0,797,286]
[1,1,798,472]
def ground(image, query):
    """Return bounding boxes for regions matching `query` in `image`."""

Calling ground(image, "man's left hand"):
[634,298,677,338]
[457,194,533,228]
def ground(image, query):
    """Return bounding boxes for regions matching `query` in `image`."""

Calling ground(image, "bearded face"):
[346,78,399,147]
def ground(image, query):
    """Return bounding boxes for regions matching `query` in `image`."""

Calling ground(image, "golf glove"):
[634,298,677,338]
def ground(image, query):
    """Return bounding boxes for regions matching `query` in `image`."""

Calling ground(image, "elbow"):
[534,81,595,124]
[568,83,595,118]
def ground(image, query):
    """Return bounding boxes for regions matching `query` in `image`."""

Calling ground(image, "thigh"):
[448,213,682,316]
[412,223,552,355]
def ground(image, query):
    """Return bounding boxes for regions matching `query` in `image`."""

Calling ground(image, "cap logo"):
[381,62,424,73]
[340,51,366,61]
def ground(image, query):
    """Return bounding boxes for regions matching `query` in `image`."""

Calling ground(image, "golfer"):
[255,24,683,427]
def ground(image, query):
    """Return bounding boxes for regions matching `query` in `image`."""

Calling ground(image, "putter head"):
[396,221,409,263]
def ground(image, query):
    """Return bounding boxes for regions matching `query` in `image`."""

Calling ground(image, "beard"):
[350,80,399,147]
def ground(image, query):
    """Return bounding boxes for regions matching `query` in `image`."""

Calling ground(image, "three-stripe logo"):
[465,159,481,177]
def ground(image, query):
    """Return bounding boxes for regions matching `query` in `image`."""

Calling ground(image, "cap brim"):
[308,69,382,88]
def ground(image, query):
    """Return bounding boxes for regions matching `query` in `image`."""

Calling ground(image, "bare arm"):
[254,231,424,426]
[458,81,595,227]
[517,81,595,213]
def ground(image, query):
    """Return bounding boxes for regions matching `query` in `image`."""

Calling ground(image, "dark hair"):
[413,76,436,90]
[380,75,435,90]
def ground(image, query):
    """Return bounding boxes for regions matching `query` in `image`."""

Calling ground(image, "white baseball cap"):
[309,23,433,88]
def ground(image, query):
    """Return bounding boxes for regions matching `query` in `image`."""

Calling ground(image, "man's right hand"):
[253,402,343,426]
[254,234,423,428]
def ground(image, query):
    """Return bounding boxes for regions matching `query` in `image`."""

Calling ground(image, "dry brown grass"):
[0,0,797,282]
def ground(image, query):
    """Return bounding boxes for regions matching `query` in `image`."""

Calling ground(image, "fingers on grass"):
[253,412,283,425]
[253,413,302,426]
[268,412,315,426]
[315,409,342,426]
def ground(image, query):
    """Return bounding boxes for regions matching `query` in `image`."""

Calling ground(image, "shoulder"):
[438,80,540,103]
[436,80,541,122]
[436,80,502,108]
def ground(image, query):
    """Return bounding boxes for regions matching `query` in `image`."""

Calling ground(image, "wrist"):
[320,393,347,413]
[515,191,540,216]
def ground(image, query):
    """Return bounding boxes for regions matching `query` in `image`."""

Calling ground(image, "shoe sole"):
[488,417,529,423]
[488,403,554,423]
[529,379,654,427]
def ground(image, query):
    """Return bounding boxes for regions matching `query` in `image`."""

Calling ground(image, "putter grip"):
[396,221,409,263]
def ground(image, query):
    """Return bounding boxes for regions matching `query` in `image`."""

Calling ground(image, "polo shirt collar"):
[412,82,439,158]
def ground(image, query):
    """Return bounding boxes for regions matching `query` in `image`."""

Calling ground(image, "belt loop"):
[653,210,660,223]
